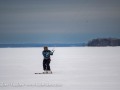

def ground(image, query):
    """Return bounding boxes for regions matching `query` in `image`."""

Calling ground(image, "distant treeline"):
[88,38,120,46]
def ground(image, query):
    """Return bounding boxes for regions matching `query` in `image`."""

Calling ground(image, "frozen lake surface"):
[0,47,120,90]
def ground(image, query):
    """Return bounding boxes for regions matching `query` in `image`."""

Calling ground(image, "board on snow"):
[35,72,52,74]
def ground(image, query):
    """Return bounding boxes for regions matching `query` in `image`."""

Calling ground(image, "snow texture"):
[0,47,120,90]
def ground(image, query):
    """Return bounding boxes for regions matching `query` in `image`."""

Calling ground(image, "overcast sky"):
[0,0,120,43]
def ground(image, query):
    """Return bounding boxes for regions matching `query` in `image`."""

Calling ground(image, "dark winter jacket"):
[42,50,53,59]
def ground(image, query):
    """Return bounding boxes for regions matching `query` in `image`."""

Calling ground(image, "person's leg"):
[43,59,47,70]
[46,59,51,71]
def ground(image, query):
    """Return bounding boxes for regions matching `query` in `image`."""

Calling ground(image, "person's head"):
[44,46,48,51]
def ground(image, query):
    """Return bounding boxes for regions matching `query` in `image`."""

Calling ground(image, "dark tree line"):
[88,38,120,46]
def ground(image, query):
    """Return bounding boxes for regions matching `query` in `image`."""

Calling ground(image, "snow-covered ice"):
[0,47,120,90]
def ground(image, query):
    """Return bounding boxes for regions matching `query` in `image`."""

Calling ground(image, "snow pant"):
[43,59,51,71]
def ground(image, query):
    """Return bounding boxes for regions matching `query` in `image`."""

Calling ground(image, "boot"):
[47,70,52,74]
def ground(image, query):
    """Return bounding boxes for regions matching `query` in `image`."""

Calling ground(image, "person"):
[42,46,54,73]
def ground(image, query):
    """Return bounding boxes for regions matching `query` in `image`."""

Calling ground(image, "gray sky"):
[0,0,120,43]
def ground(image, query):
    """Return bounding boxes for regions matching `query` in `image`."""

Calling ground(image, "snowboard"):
[35,72,52,74]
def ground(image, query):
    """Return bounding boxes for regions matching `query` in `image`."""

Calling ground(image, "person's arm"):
[42,51,46,57]
[50,51,53,55]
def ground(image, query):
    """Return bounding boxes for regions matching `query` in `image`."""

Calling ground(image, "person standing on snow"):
[42,46,54,73]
